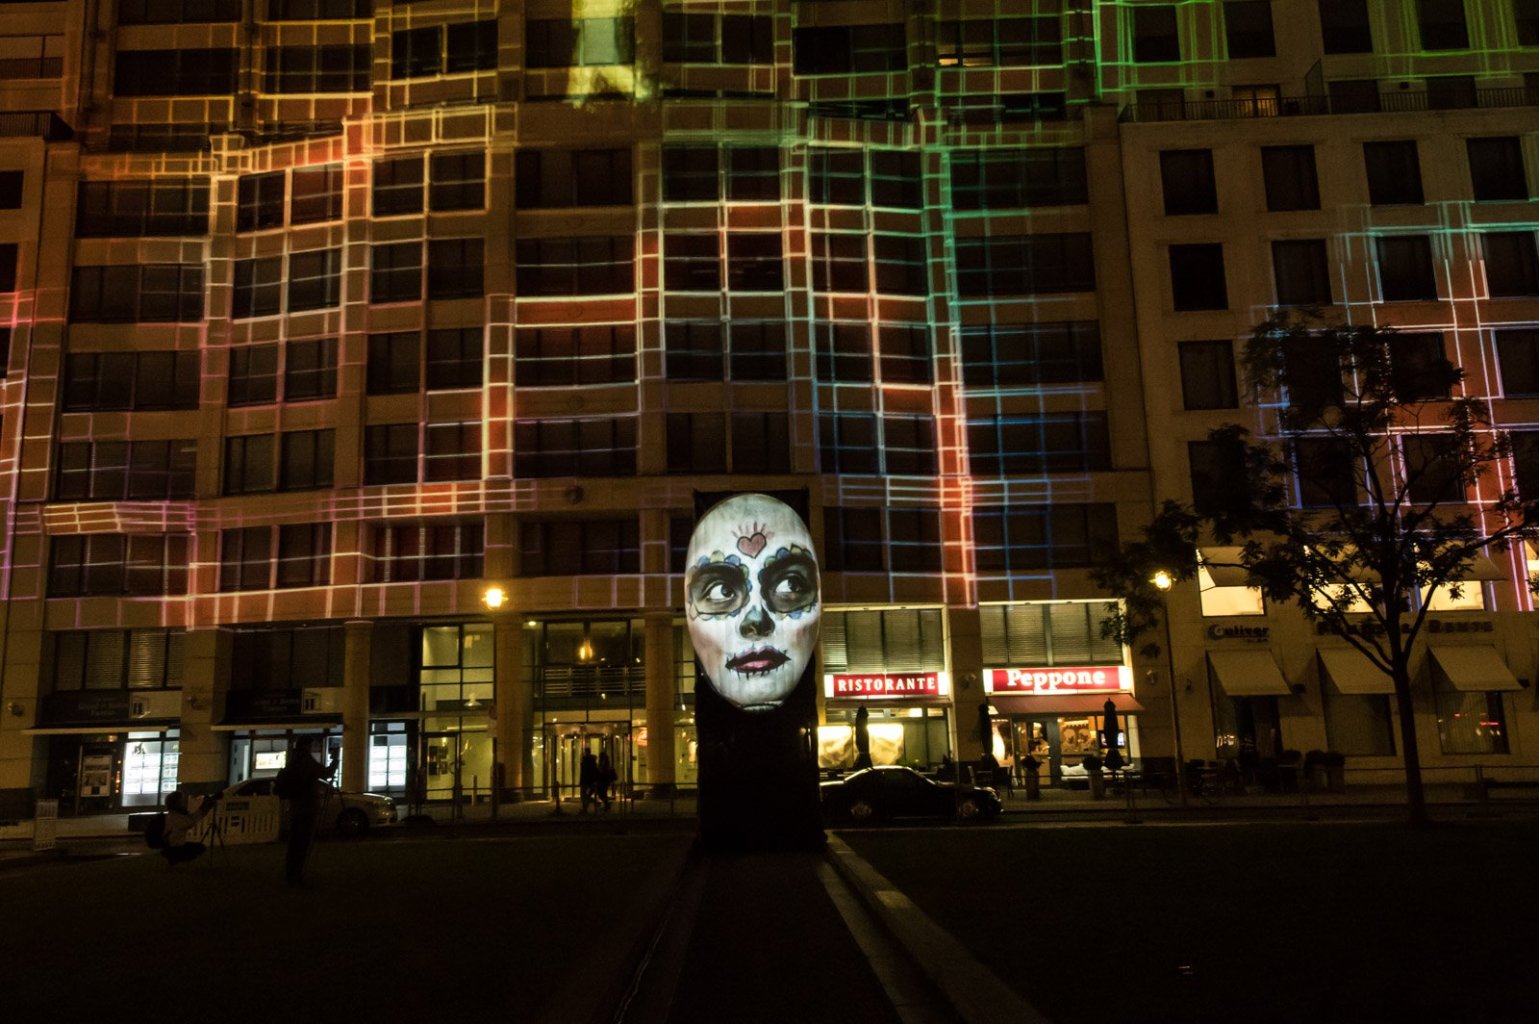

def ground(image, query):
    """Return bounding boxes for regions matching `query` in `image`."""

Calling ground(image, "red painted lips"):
[726,648,789,674]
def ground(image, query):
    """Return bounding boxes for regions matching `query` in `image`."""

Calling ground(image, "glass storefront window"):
[122,730,178,806]
[422,715,494,802]
[369,721,410,793]
[819,707,949,769]
[420,623,494,711]
[1435,689,1508,754]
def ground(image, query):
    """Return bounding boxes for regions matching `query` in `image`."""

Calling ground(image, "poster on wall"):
[688,490,825,850]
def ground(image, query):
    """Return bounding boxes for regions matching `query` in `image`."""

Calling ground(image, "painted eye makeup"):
[759,555,818,614]
[688,563,750,615]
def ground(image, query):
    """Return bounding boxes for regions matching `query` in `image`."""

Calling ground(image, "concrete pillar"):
[342,620,372,794]
[178,629,229,792]
[0,602,45,796]
[949,605,985,760]
[493,618,528,797]
[644,612,676,795]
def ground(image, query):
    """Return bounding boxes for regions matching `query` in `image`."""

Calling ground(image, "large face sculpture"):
[685,494,821,712]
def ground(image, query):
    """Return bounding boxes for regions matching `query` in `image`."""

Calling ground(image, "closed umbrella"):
[854,705,873,770]
[1102,698,1126,774]
[976,702,999,785]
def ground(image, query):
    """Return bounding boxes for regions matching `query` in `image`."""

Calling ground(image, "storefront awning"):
[1207,649,1292,696]
[987,693,1145,716]
[212,720,341,732]
[24,724,175,736]
[1429,646,1522,692]
[1317,648,1393,694]
[1198,546,1250,587]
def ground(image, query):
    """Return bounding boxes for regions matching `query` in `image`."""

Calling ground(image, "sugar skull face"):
[685,494,821,712]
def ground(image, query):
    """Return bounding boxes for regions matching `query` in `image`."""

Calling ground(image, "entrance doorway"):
[544,722,631,803]
[419,725,494,805]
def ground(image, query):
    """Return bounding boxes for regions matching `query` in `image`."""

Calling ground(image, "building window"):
[821,507,885,571]
[1436,688,1507,754]
[1496,329,1539,396]
[516,325,634,386]
[367,332,419,394]
[63,351,200,411]
[728,321,787,381]
[373,157,424,216]
[1282,336,1344,410]
[1168,244,1228,310]
[515,237,633,296]
[390,26,439,78]
[228,344,278,407]
[114,49,237,95]
[69,265,204,322]
[519,519,639,575]
[960,321,1102,388]
[887,510,944,572]
[1189,439,1247,516]
[954,233,1096,296]
[516,148,632,208]
[730,412,792,474]
[975,504,1119,571]
[1272,240,1333,306]
[223,434,276,495]
[265,44,370,92]
[286,338,339,401]
[936,16,1062,66]
[1364,141,1423,205]
[819,414,880,475]
[370,243,422,304]
[1467,138,1529,201]
[513,418,637,477]
[525,17,635,67]
[812,233,868,293]
[1376,236,1438,301]
[370,522,484,583]
[1417,0,1470,50]
[666,413,726,474]
[1324,689,1396,755]
[664,233,719,291]
[1426,75,1477,110]
[661,146,720,202]
[290,163,343,224]
[1402,435,1465,504]
[232,256,282,318]
[0,245,20,290]
[877,324,932,385]
[49,629,186,692]
[364,424,418,485]
[808,150,864,206]
[665,321,726,381]
[725,233,784,292]
[429,151,485,211]
[872,235,928,295]
[425,328,483,391]
[237,171,285,231]
[1224,1,1275,57]
[49,534,190,597]
[227,625,344,695]
[119,0,240,22]
[662,12,773,64]
[427,239,483,299]
[1261,146,1320,211]
[979,602,1124,667]
[950,148,1086,210]
[1319,0,1373,53]
[882,415,938,475]
[443,21,498,73]
[869,151,924,209]
[1483,232,1539,297]
[725,147,780,202]
[219,524,331,591]
[279,430,334,491]
[1518,0,1539,45]
[1131,5,1180,62]
[1179,341,1238,410]
[792,24,906,74]
[76,180,209,237]
[814,322,874,384]
[1160,150,1217,215]
[55,440,198,502]
[1294,438,1357,508]
[287,249,342,312]
[0,170,21,208]
[967,414,1112,475]
[1390,333,1451,401]
[425,423,480,482]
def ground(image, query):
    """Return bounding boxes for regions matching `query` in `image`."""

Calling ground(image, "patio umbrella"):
[1102,698,1126,773]
[854,705,873,769]
[977,701,993,756]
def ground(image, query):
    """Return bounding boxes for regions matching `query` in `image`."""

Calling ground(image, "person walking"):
[579,748,598,813]
[279,737,338,887]
[596,750,614,812]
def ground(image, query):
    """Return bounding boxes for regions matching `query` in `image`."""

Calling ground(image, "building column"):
[178,629,229,792]
[342,620,372,794]
[493,618,528,798]
[0,601,45,797]
[949,606,985,760]
[644,612,676,796]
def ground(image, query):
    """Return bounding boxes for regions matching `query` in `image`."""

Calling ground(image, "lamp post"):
[480,584,511,817]
[1151,571,1189,808]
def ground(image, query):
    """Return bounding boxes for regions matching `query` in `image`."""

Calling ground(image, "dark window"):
[1417,0,1470,50]
[1403,434,1465,503]
[512,418,637,477]
[877,324,932,384]
[726,147,779,202]
[427,238,483,300]
[232,256,282,318]
[1426,75,1477,110]
[1483,232,1539,297]
[974,504,1119,571]
[62,351,200,411]
[69,265,204,323]
[0,245,17,291]
[812,234,868,293]
[429,151,485,211]
[885,509,944,572]
[872,235,928,295]
[1512,431,1539,496]
[1188,439,1248,517]
[237,172,285,231]
[1328,79,1381,113]
[664,321,724,381]
[368,332,420,394]
[960,321,1103,388]
[424,422,480,482]
[882,415,937,475]
[665,233,720,291]
[936,16,1063,67]
[728,321,786,381]
[726,234,783,291]
[276,524,332,589]
[1272,240,1333,306]
[1132,5,1181,62]
[119,0,241,23]
[869,151,924,209]
[1282,335,1344,411]
[515,237,632,296]
[426,328,483,390]
[1390,333,1452,401]
[666,413,727,474]
[364,424,419,485]
[445,21,498,73]
[285,338,338,401]
[55,440,197,502]
[1467,138,1529,201]
[1261,146,1320,211]
[370,522,483,583]
[1179,341,1238,410]
[0,170,22,209]
[967,414,1112,475]
[822,508,884,572]
[1160,149,1217,215]
[819,414,880,475]
[661,146,720,202]
[287,248,342,311]
[265,44,370,92]
[808,150,864,206]
[1169,244,1228,311]
[50,534,189,597]
[730,412,791,474]
[49,628,188,693]
[1496,328,1539,396]
[1364,141,1423,205]
[0,326,8,373]
[224,434,276,495]
[76,180,209,237]
[524,17,635,67]
[1224,2,1275,58]
[290,164,343,224]
[1377,236,1438,301]
[113,49,237,95]
[373,157,424,216]
[516,148,632,207]
[814,322,874,383]
[953,233,1096,296]
[518,519,639,576]
[370,242,421,303]
[1295,438,1358,508]
[1319,0,1373,53]
[391,25,441,78]
[792,24,906,74]
[720,14,774,64]
[279,430,333,491]
[516,325,635,386]
[950,148,1087,210]
[1518,0,1539,45]
[219,527,270,591]
[228,344,279,406]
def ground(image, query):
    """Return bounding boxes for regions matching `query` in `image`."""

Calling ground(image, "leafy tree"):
[1095,311,1539,824]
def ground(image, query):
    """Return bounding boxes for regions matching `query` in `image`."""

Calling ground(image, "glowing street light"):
[1151,569,1188,808]
[482,585,507,612]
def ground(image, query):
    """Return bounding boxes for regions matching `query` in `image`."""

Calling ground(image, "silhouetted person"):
[281,737,338,886]
[162,789,217,865]
[597,750,615,811]
[579,749,598,813]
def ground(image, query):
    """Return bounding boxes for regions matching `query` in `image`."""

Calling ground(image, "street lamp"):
[1151,570,1189,808]
[482,585,507,611]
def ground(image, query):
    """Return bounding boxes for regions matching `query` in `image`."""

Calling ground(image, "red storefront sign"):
[826,673,945,698]
[984,665,1132,695]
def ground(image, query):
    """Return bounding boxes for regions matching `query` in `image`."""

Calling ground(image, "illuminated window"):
[1224,1,1274,58]
[1496,329,1539,397]
[1482,232,1539,297]
[287,249,342,311]
[1160,150,1216,215]
[364,424,418,485]
[1197,562,1265,616]
[69,265,204,322]
[237,171,285,231]
[1417,0,1470,50]
[424,423,481,482]
[370,523,483,583]
[63,351,200,411]
[426,328,483,390]
[519,519,640,575]
[967,414,1111,475]
[960,321,1102,388]
[974,505,1119,571]
[228,345,278,406]
[1467,138,1529,201]
[76,180,209,236]
[792,24,906,74]
[814,322,874,383]
[1131,5,1180,62]
[1261,146,1320,211]
[50,534,190,597]
[279,430,334,491]
[1421,580,1485,611]
[524,17,635,67]
[514,236,633,296]
[369,243,422,303]
[1168,244,1228,310]
[1318,0,1372,53]
[265,44,370,92]
[429,152,484,211]
[367,332,420,395]
[1377,236,1439,301]
[1364,141,1423,205]
[516,148,631,207]
[290,164,342,223]
[954,234,1096,296]
[114,49,237,95]
[372,157,423,215]
[1178,341,1237,411]
[426,238,484,299]
[951,148,1085,210]
[517,325,634,386]
[936,16,1062,67]
[513,417,637,477]
[55,441,197,502]
[1272,240,1333,306]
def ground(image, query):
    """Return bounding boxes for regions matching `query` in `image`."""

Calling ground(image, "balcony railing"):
[1120,87,1539,124]
[0,111,73,141]
[538,665,647,700]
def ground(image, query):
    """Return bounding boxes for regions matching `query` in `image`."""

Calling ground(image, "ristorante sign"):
[984,665,1133,695]
[825,673,946,698]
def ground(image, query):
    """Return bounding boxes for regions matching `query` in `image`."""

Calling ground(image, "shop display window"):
[1435,688,1508,755]
[818,707,949,769]
[122,730,179,807]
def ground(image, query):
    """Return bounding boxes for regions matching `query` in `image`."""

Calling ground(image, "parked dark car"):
[820,766,1002,823]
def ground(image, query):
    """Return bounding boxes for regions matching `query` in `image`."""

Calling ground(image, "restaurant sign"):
[984,665,1133,695]
[825,672,947,699]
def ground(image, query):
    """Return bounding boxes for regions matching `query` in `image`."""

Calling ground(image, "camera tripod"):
[197,794,227,864]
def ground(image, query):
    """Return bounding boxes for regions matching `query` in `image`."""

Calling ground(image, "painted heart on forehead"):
[685,494,822,712]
